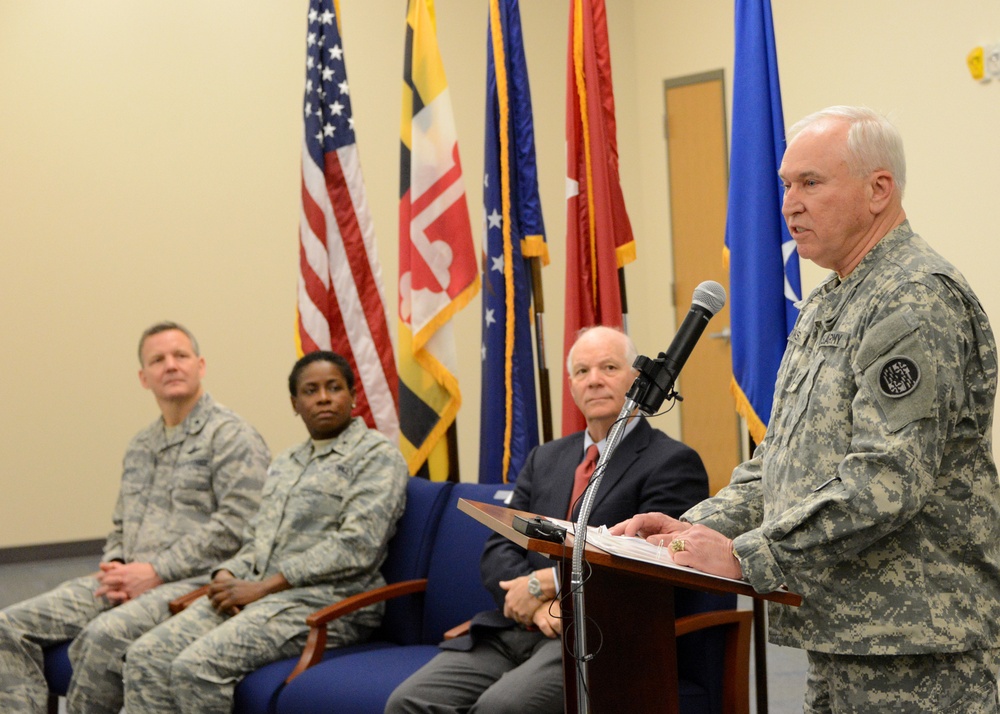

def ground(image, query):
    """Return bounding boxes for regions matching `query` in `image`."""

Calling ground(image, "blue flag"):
[479,0,547,484]
[725,0,802,444]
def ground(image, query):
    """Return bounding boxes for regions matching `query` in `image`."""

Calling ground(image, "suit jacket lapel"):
[587,419,650,516]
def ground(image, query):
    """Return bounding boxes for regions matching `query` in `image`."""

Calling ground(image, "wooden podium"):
[459,498,801,714]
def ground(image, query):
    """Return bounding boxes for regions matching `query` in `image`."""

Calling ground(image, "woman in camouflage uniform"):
[123,351,408,713]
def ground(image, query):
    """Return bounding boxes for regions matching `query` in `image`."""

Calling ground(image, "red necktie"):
[567,444,600,519]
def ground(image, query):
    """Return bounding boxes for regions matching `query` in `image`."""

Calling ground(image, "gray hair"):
[787,105,906,196]
[137,321,200,364]
[565,325,638,375]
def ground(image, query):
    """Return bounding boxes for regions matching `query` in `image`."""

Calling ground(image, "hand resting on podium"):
[610,512,743,581]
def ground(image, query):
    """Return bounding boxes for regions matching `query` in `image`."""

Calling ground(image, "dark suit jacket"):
[450,418,709,642]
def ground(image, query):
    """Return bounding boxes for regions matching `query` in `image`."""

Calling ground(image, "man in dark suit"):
[386,325,709,714]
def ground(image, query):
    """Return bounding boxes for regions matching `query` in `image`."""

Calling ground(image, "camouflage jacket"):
[686,222,1000,654]
[102,393,269,583]
[215,417,407,613]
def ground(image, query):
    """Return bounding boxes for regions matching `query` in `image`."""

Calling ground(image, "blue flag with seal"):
[725,0,801,444]
[479,0,548,484]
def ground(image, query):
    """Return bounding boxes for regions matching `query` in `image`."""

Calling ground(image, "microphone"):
[627,280,727,414]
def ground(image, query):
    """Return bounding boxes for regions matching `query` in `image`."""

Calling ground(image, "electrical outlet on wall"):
[986,43,1000,80]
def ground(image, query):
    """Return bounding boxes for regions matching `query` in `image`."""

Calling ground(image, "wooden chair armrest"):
[674,609,753,714]
[286,578,429,684]
[443,619,471,640]
[674,608,751,637]
[302,579,428,628]
[168,585,210,615]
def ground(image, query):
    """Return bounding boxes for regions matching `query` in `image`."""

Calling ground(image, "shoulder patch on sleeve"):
[864,337,935,433]
[878,356,920,398]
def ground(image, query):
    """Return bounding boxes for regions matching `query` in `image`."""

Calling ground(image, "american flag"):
[297,0,400,439]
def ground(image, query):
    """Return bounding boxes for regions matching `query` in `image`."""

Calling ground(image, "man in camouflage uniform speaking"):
[613,107,1000,712]
[0,321,269,714]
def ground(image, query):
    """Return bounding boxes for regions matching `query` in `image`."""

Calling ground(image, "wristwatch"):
[527,572,547,601]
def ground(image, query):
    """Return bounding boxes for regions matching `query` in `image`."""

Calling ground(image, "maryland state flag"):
[479,0,547,484]
[399,0,479,480]
[725,0,801,443]
[563,0,635,436]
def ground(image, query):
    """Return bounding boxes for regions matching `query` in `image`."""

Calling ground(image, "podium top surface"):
[459,498,802,607]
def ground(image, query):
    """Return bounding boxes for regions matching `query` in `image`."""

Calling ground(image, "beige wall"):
[2,0,998,548]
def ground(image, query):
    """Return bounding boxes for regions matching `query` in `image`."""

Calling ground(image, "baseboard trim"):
[0,539,104,565]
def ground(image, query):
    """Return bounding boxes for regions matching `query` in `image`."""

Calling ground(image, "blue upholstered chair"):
[42,476,457,714]
[272,485,752,714]
[674,588,751,714]
[231,475,461,714]
[41,476,751,714]
[272,481,511,713]
[676,602,753,714]
[43,640,72,714]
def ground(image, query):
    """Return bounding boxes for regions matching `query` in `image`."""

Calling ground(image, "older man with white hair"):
[387,325,710,713]
[615,106,1000,713]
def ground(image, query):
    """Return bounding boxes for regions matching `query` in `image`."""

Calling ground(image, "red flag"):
[563,0,635,435]
[296,0,400,439]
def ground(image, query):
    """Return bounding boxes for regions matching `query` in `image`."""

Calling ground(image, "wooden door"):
[663,71,739,495]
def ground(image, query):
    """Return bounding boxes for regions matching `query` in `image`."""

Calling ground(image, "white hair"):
[787,105,906,196]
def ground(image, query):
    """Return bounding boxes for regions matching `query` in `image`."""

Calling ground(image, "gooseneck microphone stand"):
[570,359,678,713]
[569,395,636,713]
[569,281,725,712]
